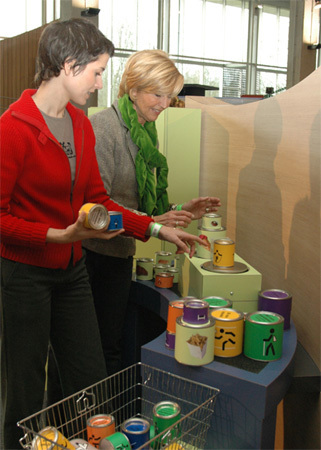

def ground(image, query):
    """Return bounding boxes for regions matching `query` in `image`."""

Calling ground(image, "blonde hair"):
[118,50,184,99]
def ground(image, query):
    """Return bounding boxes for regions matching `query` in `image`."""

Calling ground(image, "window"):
[99,0,289,106]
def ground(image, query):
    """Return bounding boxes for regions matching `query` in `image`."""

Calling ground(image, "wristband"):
[177,204,183,211]
[150,222,163,238]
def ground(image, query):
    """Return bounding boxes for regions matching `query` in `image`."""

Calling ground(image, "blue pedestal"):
[127,279,297,450]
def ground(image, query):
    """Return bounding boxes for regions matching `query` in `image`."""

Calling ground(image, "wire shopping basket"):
[18,362,219,449]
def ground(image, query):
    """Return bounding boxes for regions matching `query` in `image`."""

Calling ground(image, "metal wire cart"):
[18,362,219,449]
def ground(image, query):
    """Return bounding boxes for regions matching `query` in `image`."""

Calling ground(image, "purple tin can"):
[183,299,209,325]
[165,330,176,350]
[121,418,150,450]
[258,289,292,330]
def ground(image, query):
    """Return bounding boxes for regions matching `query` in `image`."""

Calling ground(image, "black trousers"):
[0,255,107,450]
[84,249,133,376]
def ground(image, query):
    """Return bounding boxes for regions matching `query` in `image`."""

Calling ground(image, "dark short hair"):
[34,18,114,87]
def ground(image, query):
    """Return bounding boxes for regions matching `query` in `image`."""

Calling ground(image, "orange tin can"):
[155,272,174,289]
[213,238,235,268]
[79,203,110,230]
[87,414,115,448]
[167,300,185,333]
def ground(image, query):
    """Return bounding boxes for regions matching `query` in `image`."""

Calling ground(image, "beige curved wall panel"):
[186,67,321,368]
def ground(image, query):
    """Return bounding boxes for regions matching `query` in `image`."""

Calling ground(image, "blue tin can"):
[121,417,150,449]
[107,211,123,230]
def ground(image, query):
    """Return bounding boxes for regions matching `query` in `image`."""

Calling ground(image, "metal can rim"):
[153,401,181,418]
[121,418,150,434]
[87,414,115,428]
[245,310,284,325]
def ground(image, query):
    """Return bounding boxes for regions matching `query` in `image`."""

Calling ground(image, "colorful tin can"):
[121,418,150,449]
[211,308,244,357]
[166,267,179,283]
[167,300,185,333]
[213,238,235,268]
[79,203,110,231]
[87,414,115,448]
[244,311,284,361]
[183,299,209,324]
[155,251,174,266]
[107,211,123,230]
[202,296,232,310]
[136,258,154,281]
[31,426,74,450]
[202,213,222,229]
[71,438,97,449]
[153,401,181,446]
[196,226,227,259]
[155,272,174,289]
[258,289,292,330]
[165,330,176,350]
[154,263,171,276]
[174,316,215,366]
[99,432,131,450]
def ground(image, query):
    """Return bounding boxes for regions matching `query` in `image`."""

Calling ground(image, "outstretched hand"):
[157,226,206,258]
[183,196,221,220]
[46,211,125,244]
[153,210,193,228]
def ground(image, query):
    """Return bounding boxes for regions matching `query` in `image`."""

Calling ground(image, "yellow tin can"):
[79,203,110,230]
[211,308,244,357]
[32,426,74,450]
[213,238,235,267]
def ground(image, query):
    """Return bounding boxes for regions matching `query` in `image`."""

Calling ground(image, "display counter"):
[124,276,297,449]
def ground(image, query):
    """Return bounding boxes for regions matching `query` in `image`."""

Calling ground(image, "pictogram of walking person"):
[263,328,277,356]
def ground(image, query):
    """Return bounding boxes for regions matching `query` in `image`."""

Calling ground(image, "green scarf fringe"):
[118,94,169,216]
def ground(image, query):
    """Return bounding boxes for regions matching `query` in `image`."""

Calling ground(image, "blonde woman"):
[83,49,221,375]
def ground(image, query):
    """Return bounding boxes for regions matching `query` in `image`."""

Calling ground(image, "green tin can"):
[152,401,181,447]
[202,296,232,310]
[99,432,131,450]
[244,311,284,361]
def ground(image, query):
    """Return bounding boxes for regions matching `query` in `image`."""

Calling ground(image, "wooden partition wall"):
[186,67,321,369]
[0,25,46,115]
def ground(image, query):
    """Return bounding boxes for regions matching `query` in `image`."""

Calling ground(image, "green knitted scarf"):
[118,94,169,216]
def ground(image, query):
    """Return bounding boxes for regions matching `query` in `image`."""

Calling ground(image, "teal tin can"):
[244,311,284,361]
[152,401,181,448]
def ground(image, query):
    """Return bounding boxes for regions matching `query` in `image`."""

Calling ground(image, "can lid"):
[246,311,284,324]
[260,289,291,300]
[153,401,181,418]
[214,237,235,245]
[211,308,243,321]
[184,299,209,309]
[122,418,150,433]
[136,258,154,263]
[88,204,109,230]
[198,226,225,232]
[87,414,114,427]
[169,300,184,308]
[202,296,231,307]
[156,272,174,278]
[203,213,221,219]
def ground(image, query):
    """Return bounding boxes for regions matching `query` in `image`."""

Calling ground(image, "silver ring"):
[175,221,179,227]
[206,207,210,213]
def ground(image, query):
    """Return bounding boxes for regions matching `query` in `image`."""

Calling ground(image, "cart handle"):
[76,390,96,414]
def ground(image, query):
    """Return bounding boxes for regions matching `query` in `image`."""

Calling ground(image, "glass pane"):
[256,71,287,96]
[99,0,158,50]
[257,6,289,67]
[99,56,129,107]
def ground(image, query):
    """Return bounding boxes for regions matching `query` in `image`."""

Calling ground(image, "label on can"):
[202,213,222,230]
[244,311,284,361]
[211,308,244,357]
[107,211,123,230]
[166,267,179,283]
[87,414,115,448]
[79,203,110,230]
[136,258,154,281]
[174,316,215,366]
[167,300,185,333]
[213,238,235,267]
[100,432,131,450]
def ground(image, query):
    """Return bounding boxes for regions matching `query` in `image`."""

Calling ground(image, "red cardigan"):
[0,89,153,269]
